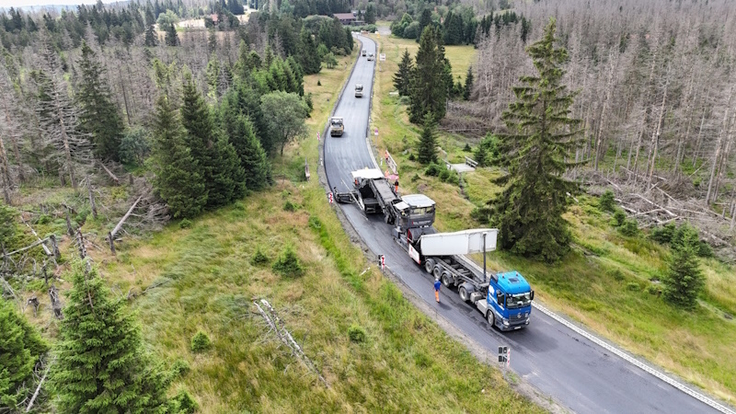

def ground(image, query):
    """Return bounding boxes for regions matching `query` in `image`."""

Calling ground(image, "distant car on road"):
[355,84,363,98]
[367,53,374,61]
[362,49,367,56]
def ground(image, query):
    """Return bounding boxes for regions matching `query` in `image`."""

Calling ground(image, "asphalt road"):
[323,34,722,414]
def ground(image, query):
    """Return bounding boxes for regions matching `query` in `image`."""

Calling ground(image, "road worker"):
[434,277,441,303]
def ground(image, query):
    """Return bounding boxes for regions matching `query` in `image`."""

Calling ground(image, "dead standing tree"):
[35,29,93,191]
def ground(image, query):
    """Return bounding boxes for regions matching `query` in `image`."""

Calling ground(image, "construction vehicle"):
[355,84,363,98]
[330,117,344,137]
[336,168,534,330]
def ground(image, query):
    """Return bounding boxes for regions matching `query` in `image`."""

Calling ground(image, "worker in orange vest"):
[434,277,441,303]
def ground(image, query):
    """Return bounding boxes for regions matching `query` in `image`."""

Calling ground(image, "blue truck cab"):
[487,271,534,331]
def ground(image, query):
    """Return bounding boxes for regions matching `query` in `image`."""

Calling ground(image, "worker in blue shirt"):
[434,277,441,303]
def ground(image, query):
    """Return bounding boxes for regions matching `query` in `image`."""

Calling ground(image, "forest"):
[435,0,736,259]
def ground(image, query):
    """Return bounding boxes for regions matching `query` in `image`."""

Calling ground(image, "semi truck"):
[330,117,344,137]
[355,84,363,98]
[337,168,534,330]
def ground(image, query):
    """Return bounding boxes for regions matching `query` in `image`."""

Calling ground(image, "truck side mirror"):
[530,290,535,300]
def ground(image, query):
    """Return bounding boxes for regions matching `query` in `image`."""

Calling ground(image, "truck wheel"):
[487,310,495,327]
[459,286,469,302]
[441,272,451,288]
[433,266,442,280]
[424,259,435,274]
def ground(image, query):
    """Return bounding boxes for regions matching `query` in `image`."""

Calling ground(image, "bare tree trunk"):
[706,88,733,205]
[87,181,98,219]
[692,108,707,168]
[647,78,669,190]
[594,57,615,171]
[0,135,12,203]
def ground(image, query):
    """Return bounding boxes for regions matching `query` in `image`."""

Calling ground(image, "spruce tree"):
[0,298,49,410]
[417,113,438,164]
[297,28,321,75]
[150,94,207,219]
[663,225,705,310]
[164,23,178,46]
[409,26,446,124]
[487,18,583,262]
[144,24,157,47]
[393,49,413,97]
[180,73,237,209]
[76,41,125,161]
[463,65,474,100]
[50,261,169,414]
[417,8,432,41]
[220,103,272,190]
[364,3,376,24]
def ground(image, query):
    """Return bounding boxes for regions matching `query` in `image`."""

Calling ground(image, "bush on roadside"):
[599,190,616,212]
[348,324,367,343]
[272,246,304,277]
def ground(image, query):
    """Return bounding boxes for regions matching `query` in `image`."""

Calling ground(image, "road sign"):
[316,131,320,141]
[379,53,386,61]
[374,128,379,136]
[328,192,333,204]
[378,254,385,269]
[498,346,510,366]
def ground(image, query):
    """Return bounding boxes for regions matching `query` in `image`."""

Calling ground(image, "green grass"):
[369,31,736,404]
[12,48,542,413]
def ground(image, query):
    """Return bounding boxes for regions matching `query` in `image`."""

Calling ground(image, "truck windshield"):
[506,292,532,309]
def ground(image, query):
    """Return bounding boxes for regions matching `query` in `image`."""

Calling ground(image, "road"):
[323,34,724,414]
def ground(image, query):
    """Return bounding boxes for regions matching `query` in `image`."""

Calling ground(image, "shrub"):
[190,330,211,353]
[608,269,625,282]
[612,209,626,227]
[408,153,416,161]
[619,219,639,236]
[272,246,304,277]
[169,389,198,414]
[411,173,420,182]
[425,162,444,177]
[317,79,321,86]
[697,240,714,258]
[179,219,193,229]
[599,190,615,212]
[283,201,296,211]
[650,222,675,244]
[171,358,191,378]
[470,206,492,225]
[626,282,640,292]
[250,248,269,266]
[647,284,661,296]
[463,143,472,152]
[348,324,367,343]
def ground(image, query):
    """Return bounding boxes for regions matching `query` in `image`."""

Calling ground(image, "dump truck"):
[355,84,363,98]
[336,168,534,330]
[330,117,344,137]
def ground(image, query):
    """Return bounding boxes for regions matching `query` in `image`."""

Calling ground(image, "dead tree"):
[49,284,63,319]
[108,195,143,254]
[87,179,98,219]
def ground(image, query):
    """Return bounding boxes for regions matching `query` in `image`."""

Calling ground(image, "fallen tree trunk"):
[108,195,143,254]
[98,160,120,185]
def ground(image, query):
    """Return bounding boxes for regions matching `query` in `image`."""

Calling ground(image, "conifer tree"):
[417,8,432,41]
[393,49,413,97]
[50,261,169,414]
[164,23,178,46]
[364,3,376,24]
[463,65,474,100]
[297,28,321,75]
[663,225,705,310]
[180,73,238,208]
[486,18,583,262]
[144,24,157,47]
[76,41,124,161]
[220,104,272,190]
[0,298,49,410]
[409,26,446,124]
[417,113,438,164]
[150,94,207,219]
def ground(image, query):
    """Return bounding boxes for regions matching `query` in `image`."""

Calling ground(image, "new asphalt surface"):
[323,34,722,414]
